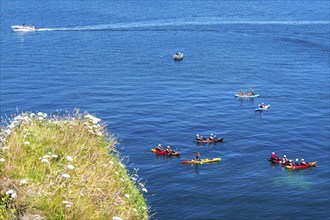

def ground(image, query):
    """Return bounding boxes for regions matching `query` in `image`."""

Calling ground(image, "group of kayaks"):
[150,134,224,165]
[234,90,270,112]
[268,155,317,170]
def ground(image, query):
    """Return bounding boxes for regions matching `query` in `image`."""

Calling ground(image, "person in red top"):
[271,152,280,161]
[195,152,201,161]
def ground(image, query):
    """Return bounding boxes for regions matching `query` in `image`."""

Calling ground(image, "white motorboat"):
[173,52,184,60]
[11,24,37,32]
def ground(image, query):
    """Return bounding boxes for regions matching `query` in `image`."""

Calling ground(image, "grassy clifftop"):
[0,110,148,220]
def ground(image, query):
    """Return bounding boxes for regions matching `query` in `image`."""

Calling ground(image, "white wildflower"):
[110,161,114,165]
[62,201,69,204]
[10,193,17,199]
[24,141,30,145]
[124,194,130,199]
[42,155,51,159]
[133,208,137,212]
[38,117,43,121]
[43,113,47,118]
[30,113,36,118]
[0,158,5,162]
[142,206,147,210]
[65,156,73,161]
[5,190,14,195]
[62,174,70,179]
[119,163,125,168]
[41,158,49,163]
[51,154,58,158]
[112,217,123,220]
[20,179,28,186]
[66,165,75,170]
[37,112,43,116]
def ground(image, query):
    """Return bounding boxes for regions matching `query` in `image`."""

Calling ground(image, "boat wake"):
[36,18,330,32]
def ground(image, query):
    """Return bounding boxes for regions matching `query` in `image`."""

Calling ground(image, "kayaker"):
[271,152,280,161]
[295,158,300,165]
[289,159,294,167]
[156,144,164,152]
[300,159,308,166]
[259,102,265,108]
[195,152,200,161]
[166,146,173,154]
[281,155,288,163]
[209,133,215,140]
[196,134,204,141]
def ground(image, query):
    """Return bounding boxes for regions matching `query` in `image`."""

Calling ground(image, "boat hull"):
[285,161,317,169]
[150,148,180,156]
[182,158,221,164]
[235,94,260,98]
[11,25,37,32]
[194,137,224,143]
[255,105,270,111]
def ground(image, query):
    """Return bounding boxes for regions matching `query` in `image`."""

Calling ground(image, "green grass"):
[0,110,149,220]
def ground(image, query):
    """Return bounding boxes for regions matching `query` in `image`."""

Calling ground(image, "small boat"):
[194,137,224,143]
[267,158,290,165]
[255,105,270,111]
[11,24,37,32]
[173,52,183,60]
[235,94,260,98]
[181,158,221,164]
[285,161,317,169]
[150,148,181,156]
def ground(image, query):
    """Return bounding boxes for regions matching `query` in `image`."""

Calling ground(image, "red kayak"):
[150,149,181,156]
[285,161,317,169]
[194,137,224,143]
[267,158,290,165]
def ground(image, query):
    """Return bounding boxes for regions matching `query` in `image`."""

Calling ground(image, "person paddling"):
[259,102,265,108]
[156,144,164,152]
[195,152,200,161]
[271,152,280,161]
[166,146,173,155]
[300,158,308,166]
[281,155,288,164]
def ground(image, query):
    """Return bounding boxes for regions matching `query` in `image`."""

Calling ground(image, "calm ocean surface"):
[1,1,329,219]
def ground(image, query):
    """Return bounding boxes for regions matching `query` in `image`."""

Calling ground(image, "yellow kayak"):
[181,158,221,164]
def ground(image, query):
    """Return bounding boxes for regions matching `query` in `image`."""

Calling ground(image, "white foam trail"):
[36,19,330,32]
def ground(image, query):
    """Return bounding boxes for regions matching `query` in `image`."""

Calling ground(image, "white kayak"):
[235,94,260,98]
[255,105,270,111]
[11,25,37,32]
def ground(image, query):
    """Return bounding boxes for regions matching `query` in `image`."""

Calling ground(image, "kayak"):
[285,161,317,169]
[194,137,224,143]
[255,105,270,111]
[235,94,260,98]
[150,148,181,156]
[267,158,290,165]
[181,158,221,164]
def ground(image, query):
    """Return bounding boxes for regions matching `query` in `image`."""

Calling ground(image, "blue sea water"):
[1,0,329,219]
